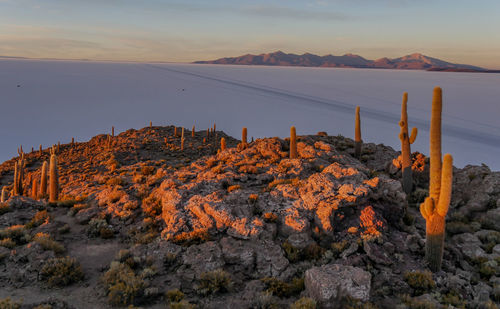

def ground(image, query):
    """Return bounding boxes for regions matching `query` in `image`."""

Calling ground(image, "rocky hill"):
[0,125,498,308]
[195,51,485,71]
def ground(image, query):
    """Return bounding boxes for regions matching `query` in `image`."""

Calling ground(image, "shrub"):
[331,240,350,258]
[166,289,184,303]
[102,261,145,306]
[0,225,30,245]
[141,166,156,176]
[40,256,84,287]
[88,218,112,238]
[267,178,300,190]
[401,294,437,309]
[261,277,304,298]
[262,212,278,223]
[227,185,241,193]
[170,300,196,309]
[291,297,317,309]
[106,177,125,186]
[303,243,326,261]
[33,233,65,253]
[282,241,302,263]
[0,238,16,249]
[0,297,21,309]
[142,195,162,217]
[26,210,49,229]
[196,269,232,296]
[249,194,259,204]
[0,203,11,215]
[164,252,178,269]
[404,271,436,296]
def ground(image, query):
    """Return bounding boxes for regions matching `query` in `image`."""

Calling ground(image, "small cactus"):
[192,125,195,138]
[220,137,226,151]
[399,92,418,194]
[149,121,152,128]
[174,127,178,137]
[49,147,59,203]
[290,126,297,159]
[419,87,453,272]
[206,128,210,139]
[112,126,115,137]
[355,106,362,158]
[39,144,42,155]
[40,161,48,197]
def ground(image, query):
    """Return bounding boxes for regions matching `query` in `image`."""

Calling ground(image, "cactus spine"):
[419,87,453,272]
[354,106,362,158]
[40,161,48,197]
[290,126,297,159]
[49,147,59,203]
[399,92,418,194]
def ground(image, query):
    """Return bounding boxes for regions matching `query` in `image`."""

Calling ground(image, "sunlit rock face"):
[157,137,406,241]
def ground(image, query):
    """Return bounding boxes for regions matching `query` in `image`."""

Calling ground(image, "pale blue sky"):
[1,0,499,68]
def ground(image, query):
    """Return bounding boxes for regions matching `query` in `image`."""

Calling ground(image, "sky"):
[0,0,499,69]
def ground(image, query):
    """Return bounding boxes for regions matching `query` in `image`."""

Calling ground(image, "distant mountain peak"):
[195,51,484,71]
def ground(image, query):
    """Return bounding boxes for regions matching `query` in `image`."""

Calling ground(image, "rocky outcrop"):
[305,264,371,305]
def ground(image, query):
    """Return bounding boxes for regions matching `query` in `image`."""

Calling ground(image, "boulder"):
[305,264,371,306]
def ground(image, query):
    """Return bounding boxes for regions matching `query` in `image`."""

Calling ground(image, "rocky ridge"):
[0,125,498,308]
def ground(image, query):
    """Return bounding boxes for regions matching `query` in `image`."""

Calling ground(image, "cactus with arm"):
[419,87,453,272]
[399,92,418,194]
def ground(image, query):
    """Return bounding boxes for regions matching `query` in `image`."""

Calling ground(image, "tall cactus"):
[419,87,453,272]
[290,126,297,159]
[399,92,418,194]
[181,127,185,151]
[220,137,226,151]
[192,125,195,138]
[13,154,24,196]
[49,147,59,203]
[32,177,38,199]
[242,127,248,145]
[13,161,19,196]
[0,187,6,203]
[40,161,48,197]
[355,106,362,158]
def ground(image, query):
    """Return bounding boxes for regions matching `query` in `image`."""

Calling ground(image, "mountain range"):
[194,51,487,71]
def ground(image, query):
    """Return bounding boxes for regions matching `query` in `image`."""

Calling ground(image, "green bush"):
[196,269,232,296]
[404,271,436,296]
[261,277,304,298]
[102,261,145,306]
[40,256,84,287]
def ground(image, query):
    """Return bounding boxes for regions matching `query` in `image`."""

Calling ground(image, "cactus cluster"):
[419,87,453,272]
[399,93,418,194]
